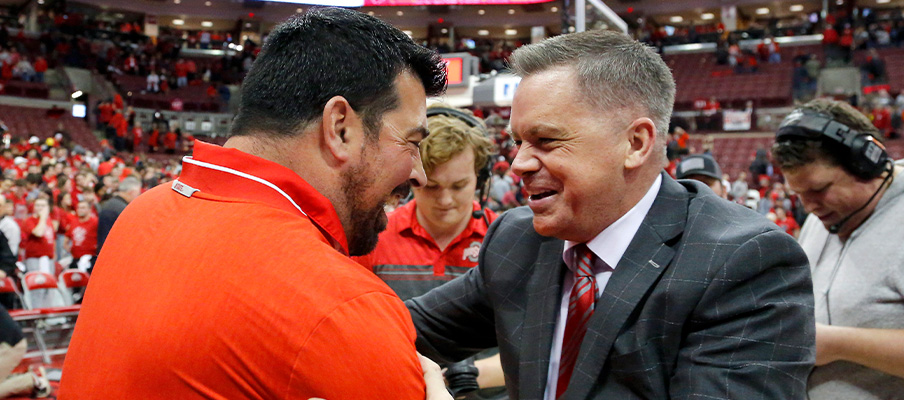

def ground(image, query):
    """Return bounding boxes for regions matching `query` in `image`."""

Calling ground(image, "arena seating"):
[667,45,824,111]
[1,81,50,99]
[111,74,220,112]
[0,104,99,151]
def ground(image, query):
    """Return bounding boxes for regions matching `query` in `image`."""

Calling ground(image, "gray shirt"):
[0,216,19,256]
[799,160,904,400]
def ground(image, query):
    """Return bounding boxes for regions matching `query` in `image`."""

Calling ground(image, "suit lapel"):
[564,174,688,400]
[519,237,567,400]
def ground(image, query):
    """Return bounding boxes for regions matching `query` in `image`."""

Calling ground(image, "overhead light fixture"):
[201,21,213,27]
[508,9,515,14]
[37,0,44,4]
[505,29,517,35]
[441,28,448,34]
[368,11,375,16]
[836,0,843,4]
[174,0,180,3]
[670,16,683,23]
[478,9,485,15]
[756,8,770,15]
[204,1,211,6]
[790,4,804,11]
[296,8,303,13]
[877,0,890,3]
[550,6,558,12]
[173,19,184,26]
[701,13,714,20]
[397,11,404,16]
[478,29,489,36]
[71,90,83,99]
[245,22,252,28]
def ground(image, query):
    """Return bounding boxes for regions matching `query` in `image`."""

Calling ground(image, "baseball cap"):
[28,136,39,144]
[13,156,26,165]
[676,154,723,180]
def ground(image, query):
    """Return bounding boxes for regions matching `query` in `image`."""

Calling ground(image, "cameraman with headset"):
[773,98,904,400]
[356,105,506,399]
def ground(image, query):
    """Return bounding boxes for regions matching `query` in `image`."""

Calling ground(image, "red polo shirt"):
[60,141,426,399]
[355,199,497,301]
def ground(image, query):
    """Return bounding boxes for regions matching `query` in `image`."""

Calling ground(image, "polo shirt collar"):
[397,199,488,239]
[178,141,348,254]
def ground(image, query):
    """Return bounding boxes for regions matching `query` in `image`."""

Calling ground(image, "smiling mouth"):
[529,191,557,201]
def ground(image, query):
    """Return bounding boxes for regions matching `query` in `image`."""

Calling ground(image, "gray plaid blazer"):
[407,173,815,400]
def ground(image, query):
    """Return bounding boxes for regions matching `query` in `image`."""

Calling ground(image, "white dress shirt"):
[543,174,662,400]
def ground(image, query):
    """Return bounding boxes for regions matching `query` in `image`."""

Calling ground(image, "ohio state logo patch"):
[463,241,481,263]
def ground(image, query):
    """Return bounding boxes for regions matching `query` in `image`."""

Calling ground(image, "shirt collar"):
[178,141,348,254]
[397,199,489,239]
[563,174,662,272]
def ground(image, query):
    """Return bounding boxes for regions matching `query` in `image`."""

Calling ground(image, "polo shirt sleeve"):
[286,291,425,399]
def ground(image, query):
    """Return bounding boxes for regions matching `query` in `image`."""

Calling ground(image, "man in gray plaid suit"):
[407,30,816,400]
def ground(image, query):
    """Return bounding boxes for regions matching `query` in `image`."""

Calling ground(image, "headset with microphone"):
[424,107,494,227]
[775,109,893,234]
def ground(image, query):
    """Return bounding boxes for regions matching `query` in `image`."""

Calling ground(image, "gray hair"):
[118,176,142,194]
[510,29,676,144]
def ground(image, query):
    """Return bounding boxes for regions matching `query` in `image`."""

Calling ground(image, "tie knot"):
[573,244,596,277]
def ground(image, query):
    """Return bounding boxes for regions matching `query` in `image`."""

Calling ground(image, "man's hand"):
[815,323,840,366]
[815,323,904,378]
[419,353,452,400]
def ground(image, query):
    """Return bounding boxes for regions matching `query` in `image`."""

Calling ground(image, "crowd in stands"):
[0,9,253,110]
[0,116,183,290]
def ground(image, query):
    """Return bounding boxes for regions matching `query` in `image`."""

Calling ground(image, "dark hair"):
[230,8,447,139]
[772,98,881,171]
[25,173,42,185]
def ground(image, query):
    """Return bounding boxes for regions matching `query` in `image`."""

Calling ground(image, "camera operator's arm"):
[817,323,904,378]
[474,353,505,389]
[420,353,452,400]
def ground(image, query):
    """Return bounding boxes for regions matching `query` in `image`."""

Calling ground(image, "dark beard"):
[342,160,388,257]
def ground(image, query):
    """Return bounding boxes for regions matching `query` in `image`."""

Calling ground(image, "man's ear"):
[321,96,364,163]
[624,117,657,170]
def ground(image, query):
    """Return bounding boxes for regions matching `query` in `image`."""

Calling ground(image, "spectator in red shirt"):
[113,94,123,112]
[872,105,892,138]
[148,128,160,152]
[773,205,799,237]
[65,200,97,271]
[109,110,127,151]
[175,59,188,88]
[163,129,177,154]
[21,198,56,281]
[33,56,47,83]
[131,125,143,153]
[823,25,839,45]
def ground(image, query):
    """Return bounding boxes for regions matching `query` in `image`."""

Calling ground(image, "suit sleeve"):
[669,229,816,399]
[286,292,426,400]
[405,211,504,364]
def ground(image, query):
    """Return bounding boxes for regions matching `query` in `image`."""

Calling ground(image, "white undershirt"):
[543,175,662,400]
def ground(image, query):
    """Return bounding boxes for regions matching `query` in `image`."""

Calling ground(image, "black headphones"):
[425,107,494,223]
[776,109,889,180]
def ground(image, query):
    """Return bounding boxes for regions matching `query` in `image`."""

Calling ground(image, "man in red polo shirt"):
[64,200,97,271]
[356,107,506,397]
[61,8,450,400]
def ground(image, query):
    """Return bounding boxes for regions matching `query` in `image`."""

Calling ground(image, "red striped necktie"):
[556,244,606,399]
